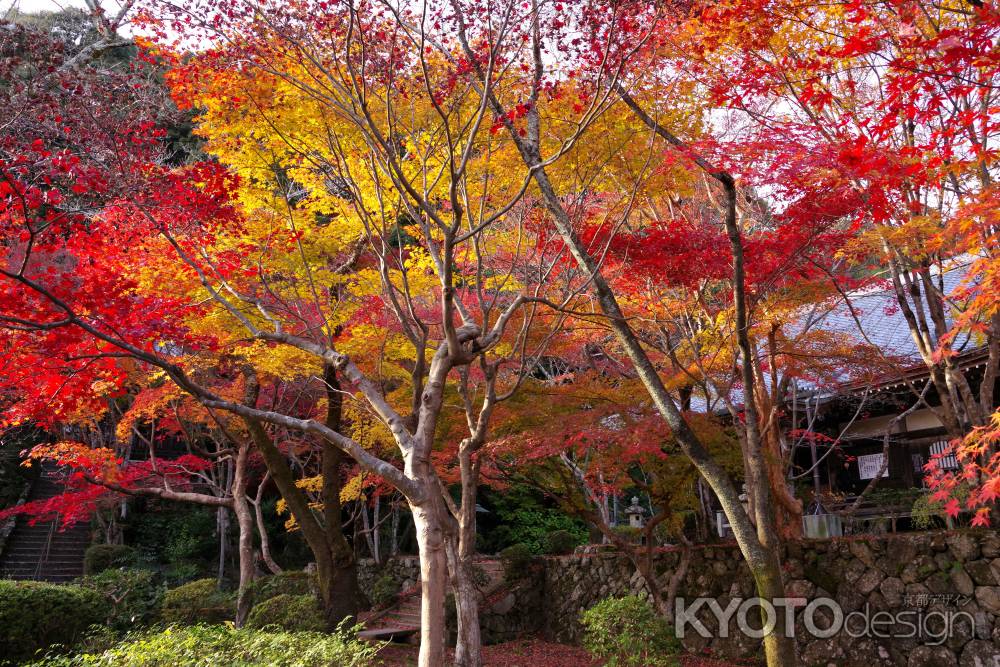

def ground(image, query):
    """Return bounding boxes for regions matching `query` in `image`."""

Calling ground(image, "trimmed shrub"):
[612,525,642,544]
[368,572,400,609]
[0,580,108,663]
[79,568,163,631]
[160,578,234,625]
[580,595,680,667]
[499,543,534,582]
[247,570,315,605]
[245,594,325,632]
[27,623,379,666]
[544,529,581,555]
[83,544,136,575]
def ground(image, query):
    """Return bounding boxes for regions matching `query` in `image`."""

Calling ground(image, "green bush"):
[544,529,581,555]
[368,572,400,609]
[247,570,315,605]
[128,507,217,584]
[612,525,642,544]
[246,594,325,632]
[485,491,589,554]
[27,623,380,667]
[580,595,680,667]
[0,580,108,663]
[499,543,534,582]
[160,578,234,625]
[470,564,490,589]
[83,544,136,575]
[79,568,163,631]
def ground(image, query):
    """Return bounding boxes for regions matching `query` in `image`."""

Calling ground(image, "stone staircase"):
[359,559,505,642]
[0,464,90,582]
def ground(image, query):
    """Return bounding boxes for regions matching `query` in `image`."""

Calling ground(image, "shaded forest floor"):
[375,637,755,666]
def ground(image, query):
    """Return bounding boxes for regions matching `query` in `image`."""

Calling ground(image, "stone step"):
[2,569,83,576]
[0,562,84,578]
[4,548,89,558]
[1,569,83,579]
[387,612,421,624]
[0,464,90,583]
[5,533,91,543]
[0,572,80,584]
[394,605,421,616]
[4,541,91,551]
[357,626,418,642]
[3,550,85,560]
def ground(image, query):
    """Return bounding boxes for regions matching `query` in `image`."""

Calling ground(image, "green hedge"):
[160,578,234,625]
[247,570,315,605]
[0,580,108,663]
[83,545,136,575]
[78,568,163,631]
[27,624,380,667]
[245,594,325,632]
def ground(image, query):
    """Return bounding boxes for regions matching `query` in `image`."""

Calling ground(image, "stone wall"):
[365,530,1000,666]
[358,555,421,597]
[542,530,1000,666]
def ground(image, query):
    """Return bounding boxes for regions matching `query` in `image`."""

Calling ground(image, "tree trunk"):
[319,554,365,629]
[321,363,363,626]
[451,447,482,667]
[244,416,361,626]
[451,547,482,667]
[253,473,283,574]
[216,505,228,587]
[412,499,449,667]
[233,442,256,627]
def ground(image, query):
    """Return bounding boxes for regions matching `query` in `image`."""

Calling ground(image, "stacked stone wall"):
[362,530,1000,666]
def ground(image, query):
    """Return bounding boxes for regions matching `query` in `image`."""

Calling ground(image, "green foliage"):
[911,486,970,530]
[160,579,234,625]
[0,580,108,663]
[27,623,380,667]
[543,529,581,555]
[78,568,163,631]
[499,543,534,582]
[83,545,137,575]
[246,594,325,632]
[470,564,490,589]
[580,595,681,667]
[368,572,400,609]
[0,426,41,510]
[612,525,642,544]
[128,506,217,584]
[483,485,589,554]
[912,493,946,530]
[247,571,315,605]
[866,488,925,508]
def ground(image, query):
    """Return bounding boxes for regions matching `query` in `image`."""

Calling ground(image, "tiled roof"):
[807,262,973,366]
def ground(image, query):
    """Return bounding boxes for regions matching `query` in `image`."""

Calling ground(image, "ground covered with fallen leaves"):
[376,637,755,666]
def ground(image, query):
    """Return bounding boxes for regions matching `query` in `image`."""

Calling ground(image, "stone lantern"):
[625,496,646,529]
